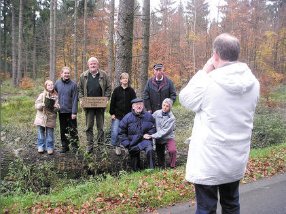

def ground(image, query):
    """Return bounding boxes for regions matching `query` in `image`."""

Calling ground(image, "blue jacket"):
[119,110,156,148]
[55,79,78,114]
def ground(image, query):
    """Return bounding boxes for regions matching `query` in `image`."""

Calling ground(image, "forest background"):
[1,0,286,213]
[0,0,285,97]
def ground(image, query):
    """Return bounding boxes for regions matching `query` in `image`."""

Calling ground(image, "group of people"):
[34,33,260,214]
[34,57,178,170]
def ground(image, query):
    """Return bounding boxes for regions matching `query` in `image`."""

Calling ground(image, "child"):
[34,80,59,155]
[109,72,136,155]
[144,98,177,168]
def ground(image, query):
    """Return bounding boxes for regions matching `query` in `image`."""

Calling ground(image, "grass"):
[269,84,286,101]
[1,143,285,213]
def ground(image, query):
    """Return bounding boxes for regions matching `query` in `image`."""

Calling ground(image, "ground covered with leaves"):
[1,144,285,214]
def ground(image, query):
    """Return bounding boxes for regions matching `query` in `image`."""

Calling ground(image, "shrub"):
[252,106,286,148]
[1,159,59,195]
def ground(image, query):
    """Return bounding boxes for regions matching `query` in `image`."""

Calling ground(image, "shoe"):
[38,148,44,153]
[59,147,69,153]
[47,150,54,155]
[115,146,121,155]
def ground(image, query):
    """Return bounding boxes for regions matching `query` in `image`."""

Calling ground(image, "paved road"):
[157,173,286,214]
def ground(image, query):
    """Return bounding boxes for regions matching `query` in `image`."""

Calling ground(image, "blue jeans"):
[194,180,240,214]
[111,119,120,146]
[37,126,55,151]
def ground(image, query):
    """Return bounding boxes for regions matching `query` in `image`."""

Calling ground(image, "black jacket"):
[109,86,136,120]
[143,76,176,112]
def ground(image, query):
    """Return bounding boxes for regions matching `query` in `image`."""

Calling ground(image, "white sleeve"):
[179,70,210,112]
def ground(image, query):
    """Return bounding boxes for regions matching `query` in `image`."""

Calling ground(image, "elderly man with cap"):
[143,63,176,113]
[78,56,111,154]
[118,98,156,171]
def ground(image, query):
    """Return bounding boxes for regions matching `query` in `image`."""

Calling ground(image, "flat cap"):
[131,98,144,104]
[153,63,163,70]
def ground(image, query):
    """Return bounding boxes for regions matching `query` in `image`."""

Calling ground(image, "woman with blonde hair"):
[34,80,60,154]
[109,72,136,155]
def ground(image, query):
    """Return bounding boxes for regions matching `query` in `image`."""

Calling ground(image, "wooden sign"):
[80,97,108,108]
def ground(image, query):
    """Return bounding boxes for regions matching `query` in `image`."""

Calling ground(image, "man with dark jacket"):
[143,63,176,113]
[55,66,79,153]
[118,98,156,171]
[78,57,111,153]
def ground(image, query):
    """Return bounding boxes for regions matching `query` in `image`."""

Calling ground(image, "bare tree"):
[11,2,17,86]
[16,0,23,85]
[32,4,37,79]
[0,0,2,75]
[82,0,87,72]
[139,0,150,97]
[73,0,78,81]
[49,0,57,82]
[115,0,135,86]
[107,0,115,87]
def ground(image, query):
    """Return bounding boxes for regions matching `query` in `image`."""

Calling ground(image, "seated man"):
[119,98,156,171]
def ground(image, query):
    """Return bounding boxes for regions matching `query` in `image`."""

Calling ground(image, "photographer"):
[179,33,260,213]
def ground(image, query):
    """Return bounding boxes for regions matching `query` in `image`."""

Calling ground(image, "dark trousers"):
[85,108,105,149]
[59,113,79,149]
[129,140,154,171]
[194,180,240,214]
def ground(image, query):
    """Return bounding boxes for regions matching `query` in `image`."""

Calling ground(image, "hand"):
[203,57,215,73]
[111,115,116,120]
[80,100,83,108]
[71,114,77,119]
[143,134,152,139]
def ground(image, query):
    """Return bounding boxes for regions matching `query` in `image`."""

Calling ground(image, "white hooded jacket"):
[179,62,260,185]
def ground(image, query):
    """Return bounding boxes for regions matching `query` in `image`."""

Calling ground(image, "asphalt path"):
[157,173,286,214]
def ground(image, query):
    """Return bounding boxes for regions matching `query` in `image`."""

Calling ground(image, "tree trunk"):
[0,1,2,75]
[16,0,23,86]
[82,0,87,72]
[115,0,135,86]
[3,0,8,76]
[11,3,17,86]
[49,0,57,82]
[73,0,78,81]
[139,0,150,97]
[32,9,37,79]
[49,0,54,81]
[107,0,115,87]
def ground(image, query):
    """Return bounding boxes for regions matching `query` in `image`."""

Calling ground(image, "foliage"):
[243,143,286,183]
[1,159,59,196]
[268,84,286,102]
[252,104,286,148]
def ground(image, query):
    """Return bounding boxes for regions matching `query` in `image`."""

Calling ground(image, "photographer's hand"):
[203,57,215,73]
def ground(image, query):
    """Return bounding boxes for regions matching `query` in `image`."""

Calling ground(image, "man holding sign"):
[78,57,111,153]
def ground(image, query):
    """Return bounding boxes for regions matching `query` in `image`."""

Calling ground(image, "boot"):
[146,150,155,169]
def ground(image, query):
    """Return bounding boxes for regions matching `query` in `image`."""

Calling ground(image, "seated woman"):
[144,98,177,168]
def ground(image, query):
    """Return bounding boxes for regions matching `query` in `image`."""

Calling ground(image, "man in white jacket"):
[179,33,260,214]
